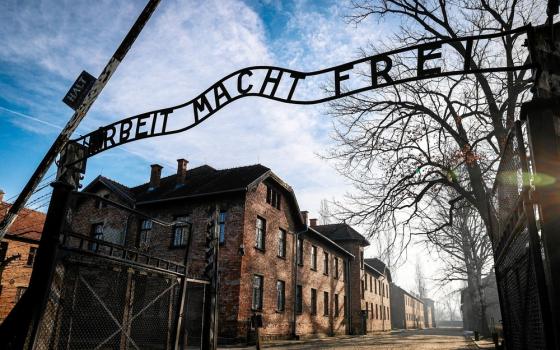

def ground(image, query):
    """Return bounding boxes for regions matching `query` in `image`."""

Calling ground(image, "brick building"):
[310,224,392,334]
[390,283,425,329]
[0,190,45,322]
[67,161,364,343]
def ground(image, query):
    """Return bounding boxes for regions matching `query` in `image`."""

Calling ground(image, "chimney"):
[176,158,188,185]
[309,218,318,227]
[0,189,4,202]
[149,164,163,188]
[301,211,308,226]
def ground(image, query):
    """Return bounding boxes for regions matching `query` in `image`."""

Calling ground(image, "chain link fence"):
[33,252,182,350]
[490,121,549,350]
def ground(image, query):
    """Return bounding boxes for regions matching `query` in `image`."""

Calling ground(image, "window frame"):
[276,280,285,312]
[25,246,37,267]
[218,211,227,245]
[334,257,339,279]
[297,237,304,266]
[90,223,104,251]
[255,216,266,251]
[171,215,190,248]
[334,293,339,317]
[0,241,8,263]
[296,284,303,314]
[266,185,281,209]
[277,228,286,258]
[310,245,317,270]
[251,274,264,311]
[323,251,329,275]
[310,288,317,315]
[138,219,153,246]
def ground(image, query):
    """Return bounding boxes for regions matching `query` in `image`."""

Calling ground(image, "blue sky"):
[0,0,447,292]
[0,0,381,209]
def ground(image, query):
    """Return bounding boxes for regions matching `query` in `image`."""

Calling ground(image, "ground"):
[222,328,479,349]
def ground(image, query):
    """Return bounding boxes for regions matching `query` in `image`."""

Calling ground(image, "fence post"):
[0,180,74,349]
[525,107,560,349]
[174,222,194,349]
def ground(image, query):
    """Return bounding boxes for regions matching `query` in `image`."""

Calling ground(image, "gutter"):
[135,188,246,205]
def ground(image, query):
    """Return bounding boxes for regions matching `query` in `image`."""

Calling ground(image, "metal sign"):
[62,71,97,110]
[71,25,532,159]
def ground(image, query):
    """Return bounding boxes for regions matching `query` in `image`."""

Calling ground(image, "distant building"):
[422,298,436,328]
[390,283,425,329]
[0,190,45,322]
[310,223,392,334]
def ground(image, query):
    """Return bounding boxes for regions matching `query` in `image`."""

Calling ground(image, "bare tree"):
[318,199,333,225]
[423,192,493,334]
[328,0,542,247]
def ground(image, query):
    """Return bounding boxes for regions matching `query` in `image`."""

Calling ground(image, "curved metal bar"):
[70,25,533,161]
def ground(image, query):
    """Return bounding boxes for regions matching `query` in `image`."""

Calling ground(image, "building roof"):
[83,164,272,204]
[0,201,45,242]
[305,227,355,259]
[390,282,424,303]
[365,258,392,282]
[312,223,370,247]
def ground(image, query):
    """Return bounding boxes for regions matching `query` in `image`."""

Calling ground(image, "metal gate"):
[29,212,208,349]
[490,121,554,350]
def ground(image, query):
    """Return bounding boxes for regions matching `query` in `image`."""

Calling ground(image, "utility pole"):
[0,0,161,239]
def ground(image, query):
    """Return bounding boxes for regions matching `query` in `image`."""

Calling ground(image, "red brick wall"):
[68,178,353,343]
[0,238,38,322]
[69,187,248,342]
[362,269,391,332]
[239,181,348,339]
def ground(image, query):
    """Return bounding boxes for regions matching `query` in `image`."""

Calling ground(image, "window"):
[296,285,303,314]
[361,280,365,299]
[218,211,227,244]
[256,217,266,250]
[266,185,281,209]
[334,294,339,317]
[139,219,152,245]
[0,242,8,262]
[252,275,263,310]
[375,279,378,294]
[343,260,347,281]
[95,193,110,209]
[334,257,339,279]
[26,247,37,267]
[323,251,329,275]
[311,288,317,315]
[360,251,364,269]
[376,304,379,319]
[311,245,317,270]
[15,287,26,301]
[370,275,373,292]
[365,302,368,317]
[323,291,329,316]
[276,280,285,311]
[297,238,304,265]
[90,223,103,251]
[172,216,189,247]
[277,229,286,258]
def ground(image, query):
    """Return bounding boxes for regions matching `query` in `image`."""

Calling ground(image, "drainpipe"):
[345,256,352,334]
[291,227,307,339]
[380,275,386,331]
